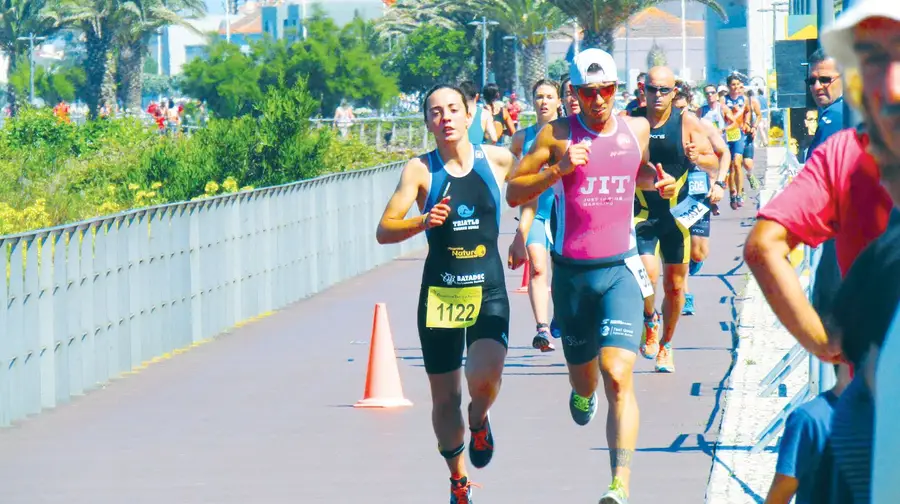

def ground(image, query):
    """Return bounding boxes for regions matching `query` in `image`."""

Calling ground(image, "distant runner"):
[507,49,677,504]
[508,79,563,352]
[376,84,516,504]
[722,75,749,209]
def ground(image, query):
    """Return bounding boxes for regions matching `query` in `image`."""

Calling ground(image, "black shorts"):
[635,212,691,264]
[690,197,712,237]
[416,284,510,375]
[551,258,645,364]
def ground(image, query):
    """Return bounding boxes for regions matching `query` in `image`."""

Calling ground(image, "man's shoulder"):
[787,392,837,429]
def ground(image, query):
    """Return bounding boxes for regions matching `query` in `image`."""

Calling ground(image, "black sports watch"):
[715,180,727,189]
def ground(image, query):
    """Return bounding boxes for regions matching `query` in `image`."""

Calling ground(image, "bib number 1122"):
[426,286,483,329]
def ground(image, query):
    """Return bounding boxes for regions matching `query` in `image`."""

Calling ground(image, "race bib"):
[725,127,741,143]
[625,255,654,299]
[425,286,483,329]
[688,171,710,197]
[670,196,710,229]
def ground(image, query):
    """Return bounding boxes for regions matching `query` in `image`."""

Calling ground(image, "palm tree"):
[551,0,727,52]
[461,0,569,96]
[115,0,205,112]
[374,0,468,40]
[0,0,67,113]
[63,0,134,118]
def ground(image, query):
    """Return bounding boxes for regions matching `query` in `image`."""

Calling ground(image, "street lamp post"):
[503,35,522,98]
[681,0,687,80]
[224,0,232,43]
[469,17,499,88]
[757,1,789,115]
[16,33,47,105]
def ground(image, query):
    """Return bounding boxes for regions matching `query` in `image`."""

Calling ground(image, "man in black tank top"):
[631,66,724,374]
[376,85,517,504]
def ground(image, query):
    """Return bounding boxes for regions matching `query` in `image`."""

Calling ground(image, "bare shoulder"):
[682,111,702,128]
[623,115,650,137]
[482,144,516,167]
[400,154,430,185]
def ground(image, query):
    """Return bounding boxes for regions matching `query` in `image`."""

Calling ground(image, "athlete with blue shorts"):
[508,79,563,352]
[508,49,677,504]
[723,75,750,209]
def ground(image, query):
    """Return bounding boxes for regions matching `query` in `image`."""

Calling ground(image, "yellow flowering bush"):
[0,199,53,235]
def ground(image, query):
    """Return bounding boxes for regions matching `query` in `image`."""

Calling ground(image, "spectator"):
[805,47,846,324]
[624,72,647,115]
[764,364,851,504]
[819,2,900,502]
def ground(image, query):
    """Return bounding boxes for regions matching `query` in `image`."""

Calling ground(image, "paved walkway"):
[0,166,761,503]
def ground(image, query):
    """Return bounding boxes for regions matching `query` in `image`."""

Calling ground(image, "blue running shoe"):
[569,389,597,426]
[683,293,695,315]
[689,260,703,276]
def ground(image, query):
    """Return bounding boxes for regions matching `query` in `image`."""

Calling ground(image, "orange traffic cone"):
[354,303,413,409]
[515,261,531,293]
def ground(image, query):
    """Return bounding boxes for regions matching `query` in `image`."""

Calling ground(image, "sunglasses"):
[645,84,674,95]
[576,84,617,101]
[807,76,839,86]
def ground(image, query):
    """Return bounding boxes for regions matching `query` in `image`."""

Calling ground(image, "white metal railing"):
[0,160,425,427]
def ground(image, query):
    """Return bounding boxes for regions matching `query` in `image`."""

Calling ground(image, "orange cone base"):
[354,397,414,408]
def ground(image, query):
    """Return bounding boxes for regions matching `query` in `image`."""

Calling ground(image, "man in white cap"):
[507,48,677,504]
[818,2,900,502]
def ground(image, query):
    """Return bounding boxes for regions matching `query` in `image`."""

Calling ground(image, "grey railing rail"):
[0,160,423,427]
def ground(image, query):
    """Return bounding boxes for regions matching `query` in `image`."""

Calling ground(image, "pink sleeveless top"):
[552,114,643,264]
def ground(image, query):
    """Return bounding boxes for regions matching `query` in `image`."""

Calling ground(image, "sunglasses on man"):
[645,84,674,95]
[575,84,617,101]
[807,76,839,86]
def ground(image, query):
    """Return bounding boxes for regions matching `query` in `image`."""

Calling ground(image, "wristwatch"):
[715,180,727,189]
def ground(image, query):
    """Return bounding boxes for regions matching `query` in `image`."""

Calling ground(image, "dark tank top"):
[422,146,504,290]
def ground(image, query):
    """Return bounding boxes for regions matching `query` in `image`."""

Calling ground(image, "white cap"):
[717,85,728,94]
[821,0,900,69]
[570,48,619,86]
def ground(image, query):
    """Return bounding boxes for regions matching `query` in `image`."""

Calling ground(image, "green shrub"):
[0,88,411,236]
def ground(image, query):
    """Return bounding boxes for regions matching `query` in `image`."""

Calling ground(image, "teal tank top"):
[468,106,484,145]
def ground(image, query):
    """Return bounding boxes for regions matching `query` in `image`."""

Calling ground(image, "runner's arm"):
[375,159,428,244]
[701,118,731,184]
[744,220,836,360]
[483,107,499,143]
[517,200,538,242]
[503,108,517,136]
[685,114,719,171]
[506,122,562,207]
[509,129,526,159]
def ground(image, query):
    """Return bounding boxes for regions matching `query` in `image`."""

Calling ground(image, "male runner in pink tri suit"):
[507,48,677,504]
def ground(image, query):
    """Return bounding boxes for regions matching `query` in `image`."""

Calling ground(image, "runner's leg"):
[526,220,555,351]
[428,370,467,476]
[464,292,509,469]
[655,222,691,372]
[596,264,644,501]
[635,219,662,359]
[419,289,476,500]
[600,347,639,492]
